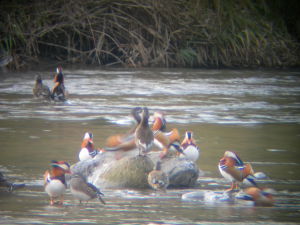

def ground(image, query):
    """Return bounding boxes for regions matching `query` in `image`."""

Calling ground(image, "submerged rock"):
[71,150,199,189]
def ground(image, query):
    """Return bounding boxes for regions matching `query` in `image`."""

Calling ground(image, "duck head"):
[50,160,71,175]
[131,107,143,124]
[223,151,244,166]
[56,66,63,74]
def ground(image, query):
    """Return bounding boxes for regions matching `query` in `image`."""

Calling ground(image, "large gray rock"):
[71,150,199,189]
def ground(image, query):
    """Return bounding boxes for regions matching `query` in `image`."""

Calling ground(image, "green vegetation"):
[1,0,299,69]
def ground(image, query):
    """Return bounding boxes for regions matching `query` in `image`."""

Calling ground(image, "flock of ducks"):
[42,103,200,205]
[1,67,275,207]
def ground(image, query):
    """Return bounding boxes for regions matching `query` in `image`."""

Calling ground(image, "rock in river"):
[71,150,199,189]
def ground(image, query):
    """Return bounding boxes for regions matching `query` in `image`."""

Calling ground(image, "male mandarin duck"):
[79,132,100,161]
[70,173,105,204]
[152,111,167,132]
[150,111,182,159]
[179,131,200,162]
[51,66,66,100]
[44,160,70,205]
[135,107,154,156]
[236,187,275,206]
[218,151,257,191]
[147,161,169,192]
[33,75,51,99]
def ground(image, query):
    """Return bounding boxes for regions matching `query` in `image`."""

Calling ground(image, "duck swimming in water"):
[218,151,257,191]
[236,187,275,206]
[33,75,51,100]
[70,173,105,204]
[44,160,70,205]
[51,66,66,101]
[135,107,154,156]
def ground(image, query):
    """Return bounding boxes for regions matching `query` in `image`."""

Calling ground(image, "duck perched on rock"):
[33,75,51,100]
[70,173,105,204]
[179,131,200,162]
[148,161,169,192]
[218,151,257,191]
[104,107,143,153]
[44,160,70,205]
[79,132,100,161]
[135,107,154,156]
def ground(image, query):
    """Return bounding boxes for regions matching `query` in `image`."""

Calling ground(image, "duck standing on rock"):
[135,107,154,156]
[218,151,257,192]
[33,75,51,100]
[148,161,169,192]
[44,160,70,205]
[179,131,200,162]
[79,132,101,161]
[151,111,182,159]
[152,111,167,132]
[70,173,106,204]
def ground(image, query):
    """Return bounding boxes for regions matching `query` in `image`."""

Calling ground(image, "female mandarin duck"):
[148,161,169,192]
[70,173,105,204]
[218,151,257,191]
[179,131,200,162]
[33,75,51,100]
[79,132,100,161]
[104,107,142,151]
[236,187,275,206]
[44,160,70,205]
[135,107,154,156]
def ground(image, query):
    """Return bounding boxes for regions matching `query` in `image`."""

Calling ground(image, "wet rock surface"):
[71,150,199,189]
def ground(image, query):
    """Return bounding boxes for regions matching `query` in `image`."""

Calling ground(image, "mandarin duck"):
[152,111,167,132]
[218,151,257,191]
[236,187,275,206]
[33,75,51,99]
[135,107,154,156]
[147,161,169,192]
[51,66,66,101]
[104,107,143,151]
[79,132,100,161]
[70,173,105,204]
[44,160,70,205]
[179,131,200,162]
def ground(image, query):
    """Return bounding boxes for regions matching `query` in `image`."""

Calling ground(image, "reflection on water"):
[0,68,300,224]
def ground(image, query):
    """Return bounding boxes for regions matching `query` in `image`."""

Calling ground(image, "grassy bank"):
[1,0,299,69]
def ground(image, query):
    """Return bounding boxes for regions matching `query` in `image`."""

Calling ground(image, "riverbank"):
[1,0,299,70]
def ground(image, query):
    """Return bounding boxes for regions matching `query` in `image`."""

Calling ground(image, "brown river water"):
[0,68,300,224]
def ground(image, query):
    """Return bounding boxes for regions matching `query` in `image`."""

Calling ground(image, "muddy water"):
[0,68,300,224]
